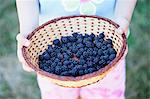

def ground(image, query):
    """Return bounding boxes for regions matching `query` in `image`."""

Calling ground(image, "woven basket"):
[22,15,127,88]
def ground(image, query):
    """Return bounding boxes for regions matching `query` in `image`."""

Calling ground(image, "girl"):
[16,0,137,99]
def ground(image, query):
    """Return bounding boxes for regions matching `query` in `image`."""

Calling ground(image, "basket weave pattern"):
[22,15,126,88]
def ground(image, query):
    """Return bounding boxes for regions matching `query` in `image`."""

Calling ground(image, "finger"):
[16,34,30,47]
[22,63,34,72]
[115,27,124,35]
[17,42,27,63]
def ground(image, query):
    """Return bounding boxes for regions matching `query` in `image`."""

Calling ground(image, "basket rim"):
[22,15,127,81]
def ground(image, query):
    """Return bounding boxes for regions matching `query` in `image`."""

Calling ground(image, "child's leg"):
[80,59,126,99]
[37,75,80,99]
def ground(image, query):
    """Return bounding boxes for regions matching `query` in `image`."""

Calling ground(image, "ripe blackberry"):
[84,69,89,74]
[57,53,63,59]
[88,68,96,73]
[61,37,68,43]
[47,45,53,53]
[98,49,103,55]
[76,34,83,39]
[78,70,84,76]
[60,71,71,76]
[43,52,50,60]
[79,59,86,65]
[77,43,85,48]
[63,60,71,66]
[55,66,62,75]
[77,38,83,43]
[95,42,102,48]
[98,32,105,39]
[53,39,60,45]
[99,59,106,66]
[93,57,99,64]
[66,42,72,47]
[84,34,90,38]
[109,48,117,54]
[72,32,78,38]
[90,33,95,39]
[106,39,112,44]
[68,36,76,42]
[85,41,94,48]
[107,44,112,48]
[39,55,44,61]
[109,54,116,61]
[101,45,107,50]
[83,51,88,58]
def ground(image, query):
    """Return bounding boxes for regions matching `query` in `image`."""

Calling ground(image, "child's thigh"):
[37,75,80,99]
[80,59,126,99]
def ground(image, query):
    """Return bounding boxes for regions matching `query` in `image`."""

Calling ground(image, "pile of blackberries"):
[38,32,117,77]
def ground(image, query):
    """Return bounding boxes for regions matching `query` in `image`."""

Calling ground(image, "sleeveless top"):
[39,0,116,25]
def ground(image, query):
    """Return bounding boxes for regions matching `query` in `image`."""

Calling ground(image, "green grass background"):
[0,0,149,99]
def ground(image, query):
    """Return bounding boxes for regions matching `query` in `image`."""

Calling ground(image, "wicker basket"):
[22,15,127,88]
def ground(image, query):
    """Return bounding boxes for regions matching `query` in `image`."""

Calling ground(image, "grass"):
[0,0,149,99]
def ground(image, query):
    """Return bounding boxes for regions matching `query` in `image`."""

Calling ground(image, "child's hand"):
[16,33,34,72]
[114,17,129,36]
[114,17,129,58]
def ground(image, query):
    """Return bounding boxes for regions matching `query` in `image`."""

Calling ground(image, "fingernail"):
[116,28,123,35]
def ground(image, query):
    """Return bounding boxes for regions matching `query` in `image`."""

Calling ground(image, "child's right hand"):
[16,33,34,72]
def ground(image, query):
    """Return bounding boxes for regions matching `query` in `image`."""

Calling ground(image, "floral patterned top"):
[39,0,116,25]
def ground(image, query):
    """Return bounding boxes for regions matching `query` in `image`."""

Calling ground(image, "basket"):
[22,15,127,88]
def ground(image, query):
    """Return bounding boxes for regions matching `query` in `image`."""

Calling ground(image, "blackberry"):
[76,34,83,39]
[88,68,96,73]
[66,50,73,57]
[77,38,83,43]
[95,42,102,48]
[61,37,68,43]
[55,66,62,75]
[83,51,88,58]
[84,34,90,38]
[90,33,95,39]
[79,70,84,76]
[103,55,109,61]
[106,39,112,44]
[64,54,70,60]
[77,43,85,49]
[109,48,117,54]
[93,50,97,56]
[50,52,56,57]
[60,71,71,76]
[43,52,50,60]
[99,59,106,66]
[46,60,52,65]
[98,32,105,39]
[84,69,89,74]
[79,59,86,65]
[93,57,99,64]
[53,39,60,45]
[85,41,94,48]
[57,53,63,59]
[47,45,53,53]
[109,54,116,61]
[54,58,60,63]
[76,50,83,58]
[63,60,71,66]
[72,32,78,38]
[107,44,112,48]
[39,55,44,61]
[98,49,103,55]
[66,42,72,47]
[68,36,76,42]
